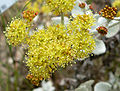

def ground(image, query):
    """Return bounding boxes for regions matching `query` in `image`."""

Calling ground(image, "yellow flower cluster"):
[41,5,51,14]
[26,1,40,12]
[69,14,95,30]
[67,14,96,58]
[4,18,30,46]
[112,0,120,17]
[26,0,50,14]
[25,14,95,84]
[116,11,120,17]
[112,0,120,9]
[46,0,76,15]
[26,0,44,12]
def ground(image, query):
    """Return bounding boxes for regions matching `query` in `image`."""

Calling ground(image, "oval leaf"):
[75,80,94,91]
[106,20,120,38]
[93,39,106,55]
[94,82,112,91]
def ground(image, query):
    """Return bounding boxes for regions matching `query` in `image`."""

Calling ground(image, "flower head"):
[5,18,30,46]
[96,26,108,35]
[71,0,93,17]
[25,23,95,84]
[79,3,86,8]
[89,5,93,10]
[26,74,41,86]
[46,0,76,15]
[116,11,120,17]
[112,0,120,10]
[22,10,38,22]
[99,5,117,19]
[69,14,95,30]
[26,1,40,13]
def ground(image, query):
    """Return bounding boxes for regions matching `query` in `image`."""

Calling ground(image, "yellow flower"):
[25,22,95,84]
[5,18,30,46]
[26,1,40,12]
[46,0,76,15]
[112,0,120,9]
[69,14,95,30]
[116,10,120,17]
[22,10,38,22]
[41,5,51,14]
[112,0,120,17]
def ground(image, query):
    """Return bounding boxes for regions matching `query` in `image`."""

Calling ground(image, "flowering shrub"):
[4,0,120,86]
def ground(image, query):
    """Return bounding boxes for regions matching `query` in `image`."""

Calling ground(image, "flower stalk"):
[61,12,64,25]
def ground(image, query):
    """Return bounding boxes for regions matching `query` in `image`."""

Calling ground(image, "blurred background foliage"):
[0,0,120,91]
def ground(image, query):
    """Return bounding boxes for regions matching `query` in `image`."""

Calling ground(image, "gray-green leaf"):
[106,20,120,38]
[75,80,94,91]
[94,82,112,91]
[93,39,106,55]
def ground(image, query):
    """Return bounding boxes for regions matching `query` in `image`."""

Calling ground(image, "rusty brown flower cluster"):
[26,74,43,86]
[99,5,117,19]
[79,3,86,8]
[96,26,108,35]
[22,10,38,21]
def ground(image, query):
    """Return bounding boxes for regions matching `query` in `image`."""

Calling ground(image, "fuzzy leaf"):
[106,20,120,38]
[94,82,112,91]
[97,17,107,26]
[75,80,94,91]
[93,39,106,55]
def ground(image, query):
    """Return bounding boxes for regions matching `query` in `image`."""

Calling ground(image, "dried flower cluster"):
[96,26,108,35]
[22,10,38,21]
[79,3,86,8]
[99,5,117,19]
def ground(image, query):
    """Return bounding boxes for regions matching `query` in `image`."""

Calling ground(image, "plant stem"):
[61,12,64,25]
[6,57,11,91]
[16,0,32,18]
[1,14,18,91]
[1,15,11,91]
[8,43,18,91]
[14,66,18,91]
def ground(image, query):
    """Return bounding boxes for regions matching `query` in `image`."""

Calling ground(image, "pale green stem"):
[1,15,11,91]
[61,12,64,25]
[83,8,86,14]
